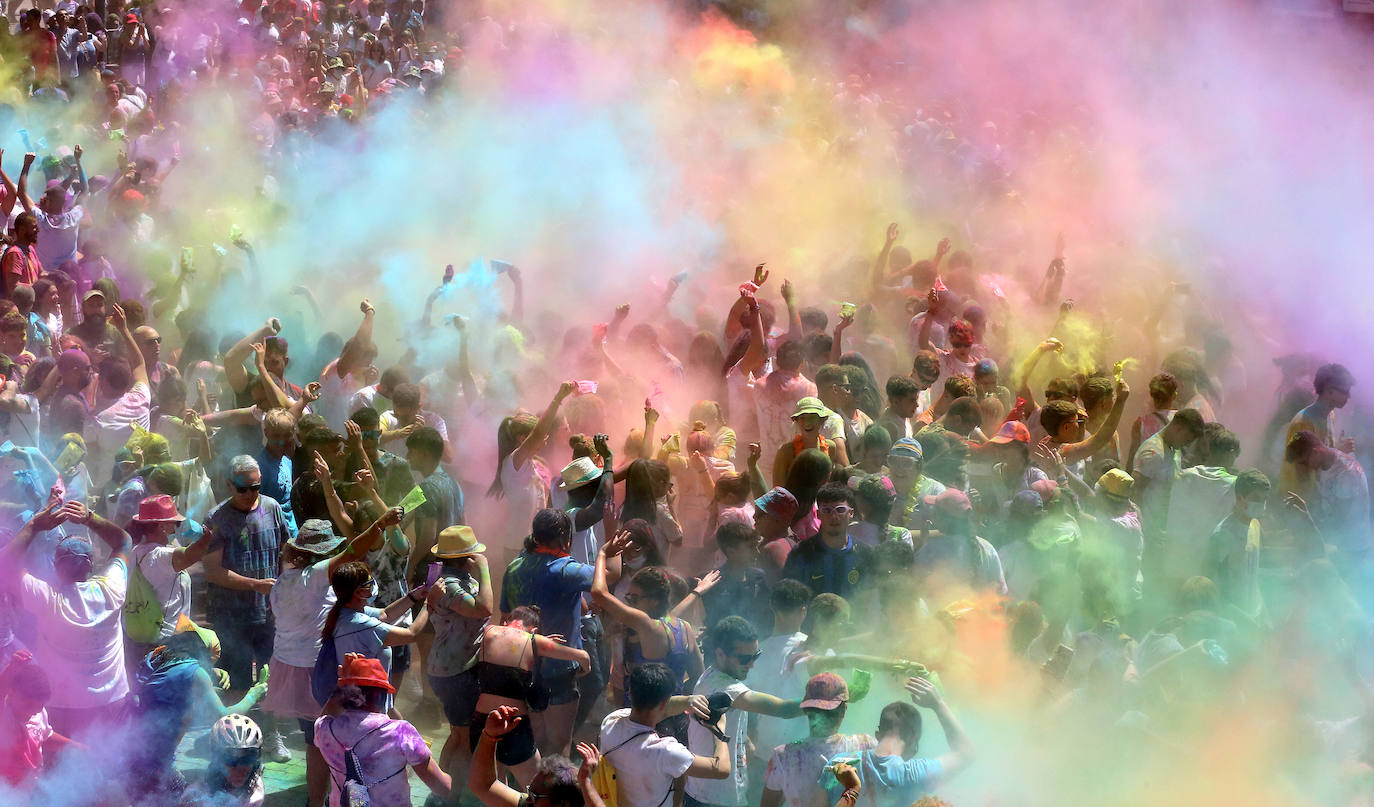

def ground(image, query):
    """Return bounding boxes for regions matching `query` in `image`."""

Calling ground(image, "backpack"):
[123,551,168,644]
[327,721,403,807]
[311,636,339,706]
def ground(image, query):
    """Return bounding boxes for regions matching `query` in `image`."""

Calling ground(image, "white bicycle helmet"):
[210,714,263,751]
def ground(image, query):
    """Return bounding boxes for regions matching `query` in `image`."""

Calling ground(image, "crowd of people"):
[0,1,1369,807]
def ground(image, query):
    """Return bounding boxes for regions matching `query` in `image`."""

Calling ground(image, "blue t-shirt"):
[823,750,943,807]
[256,449,298,537]
[499,551,594,674]
[204,497,291,623]
[780,535,873,599]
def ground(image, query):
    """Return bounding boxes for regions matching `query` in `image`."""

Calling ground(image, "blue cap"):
[888,437,923,461]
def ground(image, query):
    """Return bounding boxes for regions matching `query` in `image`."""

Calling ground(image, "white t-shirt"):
[35,205,83,269]
[746,633,808,755]
[1,391,40,448]
[316,360,365,434]
[270,558,338,668]
[500,453,549,535]
[1163,466,1236,580]
[95,380,152,444]
[600,709,694,807]
[380,408,449,444]
[20,558,129,708]
[130,543,191,640]
[686,668,753,807]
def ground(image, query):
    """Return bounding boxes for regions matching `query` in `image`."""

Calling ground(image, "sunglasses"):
[733,651,763,665]
[234,483,262,494]
[226,749,260,767]
[818,505,853,516]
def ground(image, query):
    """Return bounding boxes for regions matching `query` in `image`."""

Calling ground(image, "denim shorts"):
[429,668,481,726]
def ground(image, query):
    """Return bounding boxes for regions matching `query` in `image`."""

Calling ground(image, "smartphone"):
[426,561,442,589]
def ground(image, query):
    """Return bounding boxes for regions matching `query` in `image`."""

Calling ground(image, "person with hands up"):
[593,530,704,711]
[423,524,496,787]
[0,494,135,741]
[472,706,606,807]
[822,677,974,807]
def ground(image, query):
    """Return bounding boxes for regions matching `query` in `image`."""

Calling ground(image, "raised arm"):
[1,496,65,584]
[223,320,279,394]
[249,342,290,410]
[66,501,131,562]
[506,264,524,323]
[1015,339,1063,414]
[1059,380,1130,465]
[109,304,148,388]
[781,279,802,344]
[470,708,531,807]
[335,300,376,380]
[0,149,16,218]
[733,688,803,718]
[829,311,852,365]
[591,532,660,637]
[572,438,614,532]
[869,223,899,298]
[907,676,975,778]
[745,443,767,498]
[16,151,34,214]
[510,381,575,472]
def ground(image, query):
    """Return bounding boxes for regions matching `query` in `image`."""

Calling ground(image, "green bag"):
[123,553,167,644]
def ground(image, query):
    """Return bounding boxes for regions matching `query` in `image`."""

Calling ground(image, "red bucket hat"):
[338,653,395,693]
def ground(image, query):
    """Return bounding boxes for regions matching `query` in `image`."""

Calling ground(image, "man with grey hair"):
[203,453,295,761]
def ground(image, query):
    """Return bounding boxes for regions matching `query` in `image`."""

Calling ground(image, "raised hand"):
[747,442,762,466]
[936,237,952,258]
[575,743,600,785]
[483,706,523,738]
[905,675,942,708]
[303,381,322,402]
[613,303,630,321]
[360,299,374,316]
[312,449,331,482]
[693,569,722,596]
[753,262,769,286]
[885,222,899,245]
[354,467,376,492]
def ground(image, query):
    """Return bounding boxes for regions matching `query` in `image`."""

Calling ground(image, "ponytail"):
[487,413,539,499]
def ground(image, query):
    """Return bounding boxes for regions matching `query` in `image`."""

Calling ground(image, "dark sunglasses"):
[226,749,260,767]
[234,483,262,494]
[733,651,763,664]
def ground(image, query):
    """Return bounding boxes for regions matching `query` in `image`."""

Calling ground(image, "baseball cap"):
[924,488,972,517]
[988,420,1031,445]
[887,437,923,462]
[82,289,105,303]
[800,672,849,710]
[754,487,798,522]
[1009,489,1044,519]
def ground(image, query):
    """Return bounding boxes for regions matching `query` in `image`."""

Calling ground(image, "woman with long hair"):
[321,561,429,716]
[592,534,703,726]
[487,382,576,538]
[620,458,682,563]
[316,654,452,807]
[783,448,833,541]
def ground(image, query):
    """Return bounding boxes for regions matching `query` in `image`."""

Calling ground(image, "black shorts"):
[543,664,580,708]
[469,711,537,766]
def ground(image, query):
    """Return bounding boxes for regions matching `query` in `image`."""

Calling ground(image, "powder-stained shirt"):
[765,733,877,807]
[428,569,487,677]
[316,711,430,807]
[204,496,290,624]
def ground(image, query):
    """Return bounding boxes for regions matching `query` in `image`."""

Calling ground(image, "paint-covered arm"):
[110,303,148,389]
[16,151,34,214]
[781,279,802,344]
[506,263,524,323]
[1060,381,1130,465]
[869,222,899,297]
[0,150,16,218]
[68,502,131,561]
[511,381,575,471]
[336,300,375,380]
[223,321,278,394]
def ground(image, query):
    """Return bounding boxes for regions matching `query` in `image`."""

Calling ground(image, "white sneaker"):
[268,731,292,763]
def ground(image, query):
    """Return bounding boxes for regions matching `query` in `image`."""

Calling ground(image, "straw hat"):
[431,525,485,558]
